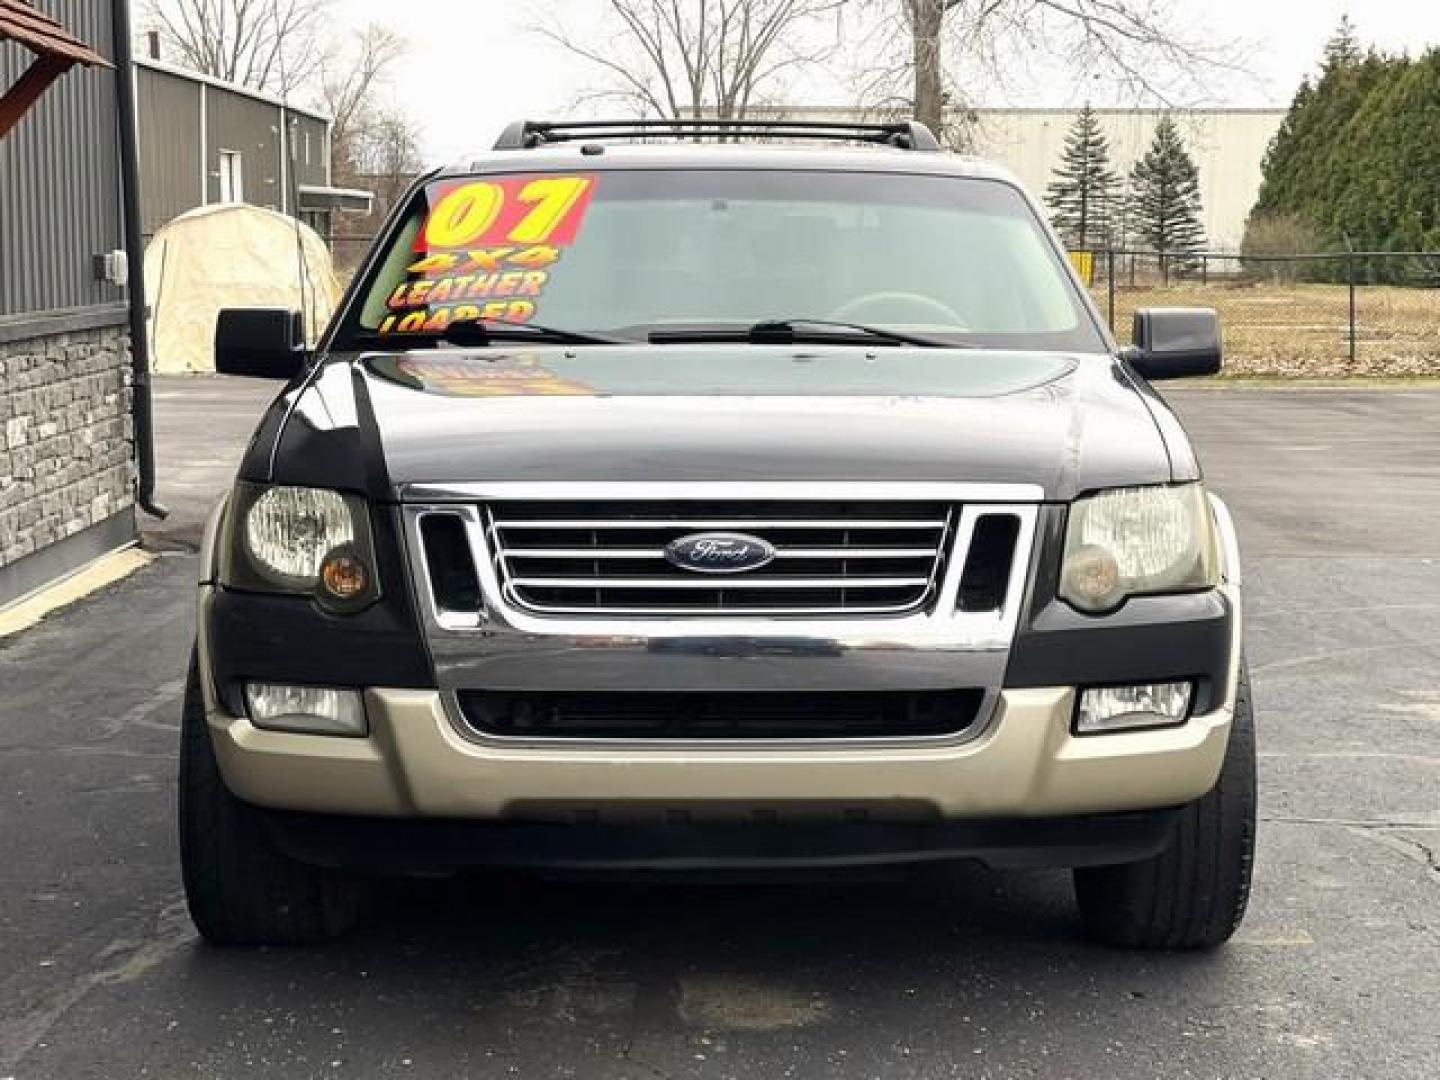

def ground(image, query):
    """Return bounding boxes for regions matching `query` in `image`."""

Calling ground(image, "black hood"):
[257,345,1190,502]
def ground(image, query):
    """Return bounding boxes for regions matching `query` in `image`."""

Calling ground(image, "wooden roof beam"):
[0,0,110,66]
[0,51,71,138]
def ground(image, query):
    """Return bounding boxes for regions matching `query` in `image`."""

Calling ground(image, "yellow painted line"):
[0,547,155,639]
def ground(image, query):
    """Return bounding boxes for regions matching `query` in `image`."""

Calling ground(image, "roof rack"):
[493,118,941,152]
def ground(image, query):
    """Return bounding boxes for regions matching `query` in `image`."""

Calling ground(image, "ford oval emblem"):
[665,532,776,574]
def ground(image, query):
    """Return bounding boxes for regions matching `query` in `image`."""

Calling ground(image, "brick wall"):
[0,324,135,569]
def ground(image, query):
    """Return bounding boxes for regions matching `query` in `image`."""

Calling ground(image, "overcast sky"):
[335,0,1440,165]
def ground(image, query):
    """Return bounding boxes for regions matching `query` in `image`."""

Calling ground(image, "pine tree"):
[1325,49,1440,262]
[1129,115,1206,271]
[1045,105,1120,250]
[1247,17,1394,261]
[1322,14,1362,72]
[1243,20,1440,281]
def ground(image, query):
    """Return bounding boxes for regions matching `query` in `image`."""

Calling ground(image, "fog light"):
[1076,682,1193,735]
[245,683,368,737]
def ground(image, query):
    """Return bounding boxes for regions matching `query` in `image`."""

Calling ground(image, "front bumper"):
[205,683,1234,821]
[262,807,1184,873]
[197,492,1243,835]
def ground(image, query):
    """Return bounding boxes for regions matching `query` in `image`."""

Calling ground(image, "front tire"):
[179,649,363,945]
[1074,662,1257,950]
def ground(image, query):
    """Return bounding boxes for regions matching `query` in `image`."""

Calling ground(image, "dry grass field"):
[329,257,1437,379]
[1094,281,1440,378]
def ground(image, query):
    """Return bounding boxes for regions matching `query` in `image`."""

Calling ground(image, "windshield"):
[343,169,1105,353]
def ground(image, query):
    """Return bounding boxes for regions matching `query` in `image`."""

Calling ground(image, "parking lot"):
[1,379,1437,1078]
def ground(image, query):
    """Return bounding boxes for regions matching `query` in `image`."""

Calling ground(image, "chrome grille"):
[483,499,955,616]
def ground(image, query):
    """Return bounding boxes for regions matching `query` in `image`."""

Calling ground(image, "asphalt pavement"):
[0,378,1436,1078]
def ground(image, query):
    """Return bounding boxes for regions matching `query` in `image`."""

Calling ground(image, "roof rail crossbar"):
[493,118,941,152]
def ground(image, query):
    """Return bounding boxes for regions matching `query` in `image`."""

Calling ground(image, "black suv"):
[182,118,1254,950]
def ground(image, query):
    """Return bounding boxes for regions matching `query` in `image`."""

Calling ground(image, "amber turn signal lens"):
[1061,543,1122,611]
[320,552,369,602]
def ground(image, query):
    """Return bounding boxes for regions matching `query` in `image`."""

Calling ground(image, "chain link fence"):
[331,235,378,284]
[1082,249,1440,378]
[326,234,1440,378]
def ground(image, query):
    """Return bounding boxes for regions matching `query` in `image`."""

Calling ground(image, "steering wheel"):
[828,291,967,329]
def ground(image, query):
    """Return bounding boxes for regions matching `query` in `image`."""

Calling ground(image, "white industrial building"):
[739,106,1287,252]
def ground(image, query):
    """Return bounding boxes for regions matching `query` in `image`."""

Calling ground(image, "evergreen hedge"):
[1246,18,1440,281]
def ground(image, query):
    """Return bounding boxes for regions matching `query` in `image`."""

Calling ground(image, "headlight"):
[1059,484,1218,613]
[221,482,381,609]
[246,486,354,582]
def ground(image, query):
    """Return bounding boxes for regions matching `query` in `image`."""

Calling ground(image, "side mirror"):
[215,308,307,379]
[1126,308,1222,381]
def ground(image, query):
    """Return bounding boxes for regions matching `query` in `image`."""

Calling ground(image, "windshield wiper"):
[441,317,625,347]
[353,317,623,349]
[757,318,966,348]
[647,318,965,348]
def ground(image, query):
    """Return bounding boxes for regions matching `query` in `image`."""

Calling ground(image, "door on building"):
[218,151,244,203]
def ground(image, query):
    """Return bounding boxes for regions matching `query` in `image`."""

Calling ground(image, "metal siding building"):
[204,79,285,206]
[965,108,1286,253]
[0,0,121,317]
[135,63,200,237]
[133,58,354,242]
[0,0,136,609]
[737,106,1287,252]
[290,111,328,191]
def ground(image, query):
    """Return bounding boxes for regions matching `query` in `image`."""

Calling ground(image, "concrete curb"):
[1172,377,1440,391]
[0,547,155,639]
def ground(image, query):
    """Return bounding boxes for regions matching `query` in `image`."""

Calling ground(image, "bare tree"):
[865,1,1242,143]
[906,0,949,141]
[327,100,422,274]
[349,110,422,206]
[318,24,409,185]
[143,0,332,97]
[314,27,419,268]
[541,0,843,121]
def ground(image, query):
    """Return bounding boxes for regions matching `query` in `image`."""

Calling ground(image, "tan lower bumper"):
[208,687,1232,820]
